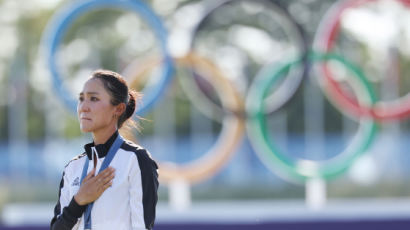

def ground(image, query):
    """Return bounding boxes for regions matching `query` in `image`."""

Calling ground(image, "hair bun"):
[125,91,137,119]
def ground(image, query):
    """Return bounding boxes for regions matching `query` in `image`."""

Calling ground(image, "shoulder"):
[120,140,158,168]
[64,152,87,169]
[120,140,149,157]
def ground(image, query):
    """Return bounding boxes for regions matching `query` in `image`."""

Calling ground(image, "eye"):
[78,96,84,102]
[90,96,99,102]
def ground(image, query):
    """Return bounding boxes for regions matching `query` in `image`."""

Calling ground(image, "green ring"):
[246,51,378,182]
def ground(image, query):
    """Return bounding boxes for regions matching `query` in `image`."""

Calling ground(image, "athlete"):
[51,70,158,230]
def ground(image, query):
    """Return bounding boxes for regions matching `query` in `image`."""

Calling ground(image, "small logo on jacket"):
[72,177,80,186]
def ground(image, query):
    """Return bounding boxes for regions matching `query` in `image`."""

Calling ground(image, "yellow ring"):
[123,52,245,184]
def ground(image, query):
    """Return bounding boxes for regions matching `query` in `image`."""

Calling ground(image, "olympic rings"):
[314,0,410,121]
[246,52,377,181]
[187,0,309,118]
[41,0,173,115]
[125,52,245,184]
[41,0,407,184]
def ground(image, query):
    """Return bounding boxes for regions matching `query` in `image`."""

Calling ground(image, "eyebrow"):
[79,92,99,96]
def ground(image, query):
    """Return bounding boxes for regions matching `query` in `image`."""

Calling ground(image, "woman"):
[51,70,159,230]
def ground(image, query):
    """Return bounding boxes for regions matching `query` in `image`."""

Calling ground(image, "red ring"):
[316,0,410,121]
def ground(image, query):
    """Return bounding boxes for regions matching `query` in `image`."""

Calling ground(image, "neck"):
[92,125,117,145]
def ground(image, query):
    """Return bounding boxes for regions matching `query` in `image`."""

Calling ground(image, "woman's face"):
[77,78,117,133]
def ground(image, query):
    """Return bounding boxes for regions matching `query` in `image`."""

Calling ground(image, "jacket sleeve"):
[50,171,87,230]
[129,149,159,230]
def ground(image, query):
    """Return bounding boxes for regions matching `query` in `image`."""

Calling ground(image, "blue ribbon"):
[80,134,124,229]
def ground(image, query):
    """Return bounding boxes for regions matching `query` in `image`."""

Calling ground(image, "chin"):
[79,125,93,133]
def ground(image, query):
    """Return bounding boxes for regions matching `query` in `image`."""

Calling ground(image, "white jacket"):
[51,132,159,230]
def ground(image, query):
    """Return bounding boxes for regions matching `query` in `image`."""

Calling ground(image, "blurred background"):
[2,0,410,229]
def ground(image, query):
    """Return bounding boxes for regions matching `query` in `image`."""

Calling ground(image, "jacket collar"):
[84,131,119,160]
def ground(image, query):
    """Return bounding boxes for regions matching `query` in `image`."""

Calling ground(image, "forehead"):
[81,78,107,94]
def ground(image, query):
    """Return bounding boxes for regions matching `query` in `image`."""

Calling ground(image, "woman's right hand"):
[74,167,116,205]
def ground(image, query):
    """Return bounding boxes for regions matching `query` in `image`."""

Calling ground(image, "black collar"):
[84,131,119,160]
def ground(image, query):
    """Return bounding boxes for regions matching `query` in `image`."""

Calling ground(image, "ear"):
[115,103,126,117]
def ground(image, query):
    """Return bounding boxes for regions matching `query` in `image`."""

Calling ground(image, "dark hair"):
[91,69,141,128]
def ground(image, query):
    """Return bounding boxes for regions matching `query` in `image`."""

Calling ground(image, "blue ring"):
[42,0,173,115]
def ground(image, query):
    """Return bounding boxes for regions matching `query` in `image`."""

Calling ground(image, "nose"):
[77,99,90,114]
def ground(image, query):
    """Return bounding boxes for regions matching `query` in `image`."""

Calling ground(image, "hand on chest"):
[70,152,130,199]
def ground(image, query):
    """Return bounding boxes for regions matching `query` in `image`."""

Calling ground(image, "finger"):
[102,180,113,190]
[101,167,115,177]
[97,167,115,179]
[100,166,113,173]
[96,179,113,194]
[100,172,115,185]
